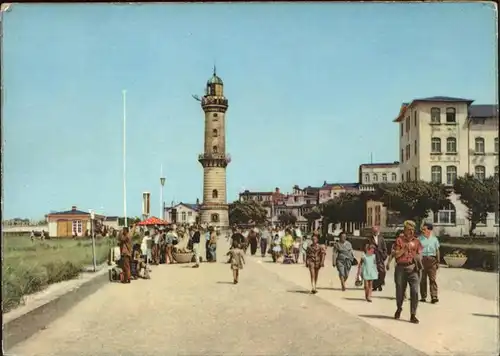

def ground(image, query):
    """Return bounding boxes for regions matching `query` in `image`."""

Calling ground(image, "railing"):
[198,153,231,163]
[201,97,228,107]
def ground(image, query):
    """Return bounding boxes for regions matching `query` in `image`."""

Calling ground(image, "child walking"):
[356,244,379,302]
[227,241,245,284]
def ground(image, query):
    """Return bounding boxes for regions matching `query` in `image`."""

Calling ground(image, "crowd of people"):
[225,220,440,325]
[110,219,440,325]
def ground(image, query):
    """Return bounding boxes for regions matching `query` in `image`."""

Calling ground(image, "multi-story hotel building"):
[393,96,498,236]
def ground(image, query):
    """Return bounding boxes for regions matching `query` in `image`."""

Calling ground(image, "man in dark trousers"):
[191,226,201,268]
[365,226,388,291]
[227,227,245,263]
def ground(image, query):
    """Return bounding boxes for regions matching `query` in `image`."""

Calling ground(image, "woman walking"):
[305,234,325,294]
[208,227,218,262]
[333,231,354,291]
[357,244,378,302]
[260,227,271,257]
[119,227,132,284]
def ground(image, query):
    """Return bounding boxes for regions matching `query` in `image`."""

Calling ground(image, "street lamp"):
[160,164,166,220]
[89,209,97,272]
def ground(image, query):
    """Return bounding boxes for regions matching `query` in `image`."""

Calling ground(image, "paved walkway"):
[258,248,499,356]
[8,243,498,356]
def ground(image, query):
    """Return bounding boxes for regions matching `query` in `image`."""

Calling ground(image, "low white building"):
[164,203,199,225]
[103,216,120,230]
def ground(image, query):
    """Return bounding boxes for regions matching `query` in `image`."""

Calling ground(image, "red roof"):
[137,216,169,226]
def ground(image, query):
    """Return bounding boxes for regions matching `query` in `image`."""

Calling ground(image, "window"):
[382,173,387,182]
[188,211,192,217]
[414,140,417,154]
[431,166,442,183]
[364,174,370,183]
[495,209,499,225]
[431,107,441,124]
[446,137,457,153]
[495,166,499,180]
[400,149,404,162]
[475,165,486,180]
[212,189,218,198]
[446,166,457,185]
[495,137,499,153]
[181,212,186,221]
[446,108,456,123]
[405,144,410,160]
[72,220,83,234]
[414,167,418,180]
[406,171,411,181]
[212,129,218,137]
[213,145,218,153]
[474,137,485,154]
[413,111,417,126]
[401,174,404,182]
[367,207,373,226]
[213,113,218,118]
[431,138,441,153]
[391,173,397,181]
[400,123,404,137]
[405,117,410,132]
[374,206,381,226]
[211,213,219,223]
[373,174,378,182]
[433,203,456,225]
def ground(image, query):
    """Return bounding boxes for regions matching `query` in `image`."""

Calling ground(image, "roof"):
[104,216,119,221]
[321,182,360,190]
[165,203,199,211]
[48,209,89,216]
[393,96,475,122]
[360,162,399,168]
[239,191,274,196]
[207,67,223,85]
[469,104,498,118]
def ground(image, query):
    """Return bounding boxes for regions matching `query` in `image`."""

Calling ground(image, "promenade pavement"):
[9,241,425,356]
[258,247,499,356]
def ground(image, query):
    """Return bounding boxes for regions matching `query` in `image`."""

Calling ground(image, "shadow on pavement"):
[287,289,311,294]
[216,281,234,285]
[317,287,358,291]
[343,297,368,301]
[471,313,499,318]
[373,295,396,300]
[358,314,400,320]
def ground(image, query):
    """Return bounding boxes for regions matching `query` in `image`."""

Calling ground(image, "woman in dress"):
[356,244,379,302]
[305,234,325,294]
[333,231,354,291]
[228,240,245,284]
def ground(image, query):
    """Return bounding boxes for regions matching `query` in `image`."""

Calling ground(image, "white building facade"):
[164,203,199,225]
[358,162,400,192]
[394,96,498,236]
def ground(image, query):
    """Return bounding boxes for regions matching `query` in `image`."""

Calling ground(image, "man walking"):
[366,226,388,291]
[191,226,201,268]
[393,220,423,324]
[419,223,440,304]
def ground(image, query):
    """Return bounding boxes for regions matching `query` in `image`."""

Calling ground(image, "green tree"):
[278,212,297,226]
[118,216,142,227]
[453,174,499,236]
[229,200,268,226]
[372,181,451,228]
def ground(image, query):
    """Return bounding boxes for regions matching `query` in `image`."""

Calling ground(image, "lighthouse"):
[197,67,231,229]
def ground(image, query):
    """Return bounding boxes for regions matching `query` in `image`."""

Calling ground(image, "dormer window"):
[213,146,218,154]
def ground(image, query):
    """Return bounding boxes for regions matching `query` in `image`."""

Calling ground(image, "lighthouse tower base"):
[199,204,229,230]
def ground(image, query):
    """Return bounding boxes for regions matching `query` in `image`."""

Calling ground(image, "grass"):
[2,235,116,313]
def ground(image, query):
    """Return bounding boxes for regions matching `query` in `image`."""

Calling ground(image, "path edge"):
[3,267,109,351]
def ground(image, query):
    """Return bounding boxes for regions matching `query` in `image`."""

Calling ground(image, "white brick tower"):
[197,67,231,228]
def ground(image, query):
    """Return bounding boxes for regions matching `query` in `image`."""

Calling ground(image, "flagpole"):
[123,90,128,227]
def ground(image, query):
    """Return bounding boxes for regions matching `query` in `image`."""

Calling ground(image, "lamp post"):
[160,164,166,220]
[89,209,97,272]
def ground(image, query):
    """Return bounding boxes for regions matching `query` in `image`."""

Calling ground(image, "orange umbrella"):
[137,216,169,226]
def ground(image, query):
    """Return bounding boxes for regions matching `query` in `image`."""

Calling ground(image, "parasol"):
[137,216,169,226]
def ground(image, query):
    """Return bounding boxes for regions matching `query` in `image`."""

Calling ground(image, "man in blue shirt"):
[419,223,440,304]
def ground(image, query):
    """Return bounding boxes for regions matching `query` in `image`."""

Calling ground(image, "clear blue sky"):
[3,3,497,219]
